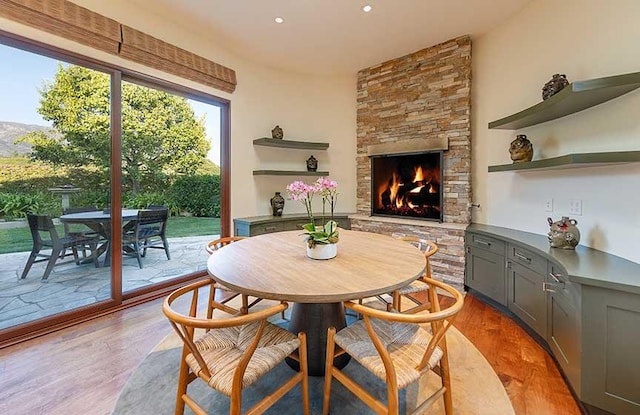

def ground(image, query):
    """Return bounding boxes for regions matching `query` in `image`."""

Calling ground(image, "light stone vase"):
[306,243,337,260]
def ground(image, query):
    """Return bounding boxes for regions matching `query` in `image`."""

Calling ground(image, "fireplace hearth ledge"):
[348,214,467,231]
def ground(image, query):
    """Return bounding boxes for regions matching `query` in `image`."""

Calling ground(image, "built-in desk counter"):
[234,214,351,237]
[465,224,640,415]
[467,223,640,294]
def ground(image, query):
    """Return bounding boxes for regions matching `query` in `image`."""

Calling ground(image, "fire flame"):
[378,164,439,211]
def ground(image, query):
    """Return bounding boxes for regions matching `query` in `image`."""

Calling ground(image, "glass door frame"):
[0,29,231,347]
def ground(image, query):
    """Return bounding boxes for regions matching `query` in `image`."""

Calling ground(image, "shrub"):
[0,192,59,219]
[171,175,220,217]
[123,192,179,215]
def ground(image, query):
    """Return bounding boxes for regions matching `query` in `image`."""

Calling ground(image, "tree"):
[20,65,210,192]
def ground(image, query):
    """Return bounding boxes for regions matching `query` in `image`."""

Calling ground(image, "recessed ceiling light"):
[274,17,284,24]
[362,5,373,12]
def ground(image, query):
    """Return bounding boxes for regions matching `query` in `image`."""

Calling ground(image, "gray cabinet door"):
[547,289,581,394]
[465,245,506,305]
[582,286,640,414]
[507,261,546,337]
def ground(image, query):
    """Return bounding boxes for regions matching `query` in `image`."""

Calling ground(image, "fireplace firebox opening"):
[371,151,443,222]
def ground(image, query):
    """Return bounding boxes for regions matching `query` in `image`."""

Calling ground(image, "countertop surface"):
[467,223,640,294]
[234,213,352,224]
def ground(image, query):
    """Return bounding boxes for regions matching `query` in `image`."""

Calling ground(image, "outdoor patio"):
[0,234,216,330]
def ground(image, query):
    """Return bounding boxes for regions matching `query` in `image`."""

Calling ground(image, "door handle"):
[542,282,557,293]
[514,252,531,262]
[548,272,565,287]
[475,239,491,246]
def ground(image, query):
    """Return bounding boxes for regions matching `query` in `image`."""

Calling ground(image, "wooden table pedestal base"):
[286,302,350,376]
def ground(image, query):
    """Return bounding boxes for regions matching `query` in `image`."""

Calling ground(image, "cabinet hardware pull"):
[514,252,532,262]
[548,272,565,286]
[542,282,557,293]
[265,226,276,231]
[476,239,492,246]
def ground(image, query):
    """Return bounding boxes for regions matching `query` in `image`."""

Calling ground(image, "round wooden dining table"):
[206,229,426,375]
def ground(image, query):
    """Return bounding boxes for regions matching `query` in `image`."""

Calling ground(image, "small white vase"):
[306,243,338,260]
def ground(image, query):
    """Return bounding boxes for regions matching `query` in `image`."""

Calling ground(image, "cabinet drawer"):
[465,232,506,255]
[547,262,581,308]
[251,222,285,235]
[284,220,308,231]
[508,244,546,275]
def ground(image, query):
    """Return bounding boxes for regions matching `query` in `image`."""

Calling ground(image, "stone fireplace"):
[351,35,471,289]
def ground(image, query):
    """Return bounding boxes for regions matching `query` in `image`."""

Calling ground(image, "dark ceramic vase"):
[542,74,569,100]
[306,155,318,172]
[271,125,284,139]
[270,192,285,216]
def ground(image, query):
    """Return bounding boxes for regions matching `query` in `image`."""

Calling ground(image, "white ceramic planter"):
[306,243,338,260]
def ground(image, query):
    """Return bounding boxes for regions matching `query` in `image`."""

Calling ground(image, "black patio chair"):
[122,208,170,269]
[62,206,101,258]
[20,214,99,282]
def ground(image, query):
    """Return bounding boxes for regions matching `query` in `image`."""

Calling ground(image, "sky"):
[0,43,221,165]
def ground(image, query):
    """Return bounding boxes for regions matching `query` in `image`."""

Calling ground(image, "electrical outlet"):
[569,199,582,216]
[544,199,554,212]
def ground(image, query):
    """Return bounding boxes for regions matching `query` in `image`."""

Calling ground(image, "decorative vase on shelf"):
[306,243,338,260]
[542,74,570,100]
[509,134,533,163]
[271,125,284,139]
[270,192,285,216]
[306,155,318,172]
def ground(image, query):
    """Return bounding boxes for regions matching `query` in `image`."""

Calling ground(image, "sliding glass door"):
[119,78,223,293]
[0,32,230,345]
[0,42,115,331]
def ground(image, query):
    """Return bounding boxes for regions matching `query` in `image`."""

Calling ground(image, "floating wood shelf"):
[488,151,640,172]
[253,138,329,150]
[253,170,330,176]
[488,72,640,130]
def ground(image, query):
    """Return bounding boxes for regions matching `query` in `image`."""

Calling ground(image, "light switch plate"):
[569,199,582,216]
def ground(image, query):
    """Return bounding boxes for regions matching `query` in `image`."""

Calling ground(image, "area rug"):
[112,301,515,415]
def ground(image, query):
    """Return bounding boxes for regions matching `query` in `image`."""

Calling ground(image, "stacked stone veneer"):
[352,35,472,289]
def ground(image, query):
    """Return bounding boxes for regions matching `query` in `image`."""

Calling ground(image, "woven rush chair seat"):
[186,321,300,396]
[323,277,464,415]
[163,279,309,415]
[333,319,443,389]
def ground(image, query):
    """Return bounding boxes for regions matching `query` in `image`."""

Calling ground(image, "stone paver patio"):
[0,234,217,330]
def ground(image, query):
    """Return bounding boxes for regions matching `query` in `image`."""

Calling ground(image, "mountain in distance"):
[0,121,53,157]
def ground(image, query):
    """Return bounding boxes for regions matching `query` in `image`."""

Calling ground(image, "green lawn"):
[0,216,220,254]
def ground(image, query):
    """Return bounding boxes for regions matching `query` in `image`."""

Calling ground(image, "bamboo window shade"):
[120,25,236,93]
[0,0,237,93]
[0,0,121,54]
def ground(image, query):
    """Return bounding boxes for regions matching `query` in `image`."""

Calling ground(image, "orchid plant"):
[286,177,339,248]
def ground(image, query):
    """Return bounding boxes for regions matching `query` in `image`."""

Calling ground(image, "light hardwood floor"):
[0,291,582,415]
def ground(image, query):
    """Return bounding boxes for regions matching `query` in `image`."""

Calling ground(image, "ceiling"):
[126,0,532,75]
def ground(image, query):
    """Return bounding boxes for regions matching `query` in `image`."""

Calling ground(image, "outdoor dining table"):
[59,209,139,266]
[206,229,426,376]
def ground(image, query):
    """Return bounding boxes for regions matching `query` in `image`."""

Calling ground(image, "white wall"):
[472,0,640,263]
[0,0,357,228]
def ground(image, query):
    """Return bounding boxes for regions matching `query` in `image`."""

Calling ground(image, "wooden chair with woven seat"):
[323,277,464,415]
[163,279,309,415]
[385,237,439,313]
[205,236,266,316]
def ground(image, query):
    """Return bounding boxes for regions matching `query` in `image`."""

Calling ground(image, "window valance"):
[120,25,236,93]
[0,0,121,54]
[0,0,237,93]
